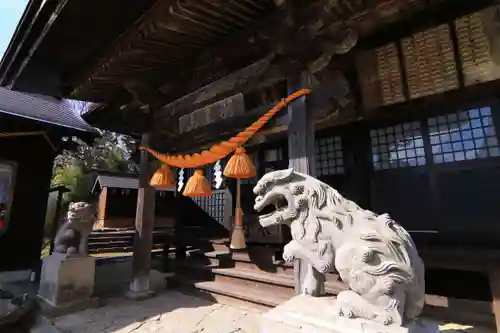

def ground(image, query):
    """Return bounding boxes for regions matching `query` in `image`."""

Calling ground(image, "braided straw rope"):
[140,88,311,168]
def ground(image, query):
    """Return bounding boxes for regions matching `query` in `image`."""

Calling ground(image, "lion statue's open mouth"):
[253,169,298,227]
[254,191,289,225]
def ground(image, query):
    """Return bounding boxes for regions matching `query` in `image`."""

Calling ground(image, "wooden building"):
[91,170,176,229]
[0,87,96,272]
[3,0,500,329]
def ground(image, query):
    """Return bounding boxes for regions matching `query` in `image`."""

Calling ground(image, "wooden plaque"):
[357,43,405,110]
[455,8,500,87]
[178,93,245,134]
[401,24,459,99]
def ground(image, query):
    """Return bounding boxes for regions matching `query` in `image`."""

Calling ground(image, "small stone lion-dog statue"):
[253,169,425,326]
[53,202,94,256]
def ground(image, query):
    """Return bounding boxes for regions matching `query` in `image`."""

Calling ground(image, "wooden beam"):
[155,103,279,153]
[177,93,245,134]
[127,133,156,299]
[154,55,275,121]
[287,72,324,296]
[151,0,333,116]
[152,0,493,125]
[7,0,70,90]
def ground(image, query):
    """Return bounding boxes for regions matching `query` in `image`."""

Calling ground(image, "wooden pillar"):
[287,72,325,296]
[490,268,500,333]
[127,133,156,299]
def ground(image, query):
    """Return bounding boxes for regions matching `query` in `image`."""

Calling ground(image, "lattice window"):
[371,121,426,170]
[315,136,345,176]
[191,191,225,224]
[428,106,500,163]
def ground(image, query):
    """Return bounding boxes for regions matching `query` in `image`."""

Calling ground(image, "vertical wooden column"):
[490,268,500,333]
[287,72,324,296]
[127,133,156,299]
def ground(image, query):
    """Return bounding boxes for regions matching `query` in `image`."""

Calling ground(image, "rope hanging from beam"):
[139,88,311,168]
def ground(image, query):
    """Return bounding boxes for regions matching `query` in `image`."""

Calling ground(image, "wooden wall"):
[97,188,177,229]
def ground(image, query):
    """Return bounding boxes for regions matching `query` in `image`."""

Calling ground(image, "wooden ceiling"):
[70,0,455,105]
[70,0,279,102]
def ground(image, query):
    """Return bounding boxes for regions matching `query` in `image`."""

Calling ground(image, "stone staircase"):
[170,242,348,310]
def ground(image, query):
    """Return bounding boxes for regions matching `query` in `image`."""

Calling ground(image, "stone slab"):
[38,295,99,318]
[260,295,440,333]
[38,253,96,315]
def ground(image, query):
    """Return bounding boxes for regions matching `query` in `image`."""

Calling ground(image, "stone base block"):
[260,295,439,333]
[37,253,97,316]
[125,289,155,301]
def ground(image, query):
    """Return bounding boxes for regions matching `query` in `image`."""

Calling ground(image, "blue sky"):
[0,1,28,59]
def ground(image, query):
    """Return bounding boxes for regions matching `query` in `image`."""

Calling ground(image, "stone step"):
[211,267,348,296]
[193,280,291,309]
[230,252,343,283]
[213,267,297,297]
[188,250,232,267]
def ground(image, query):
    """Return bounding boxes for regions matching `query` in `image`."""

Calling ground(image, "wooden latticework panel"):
[377,43,406,106]
[455,9,500,86]
[357,43,405,110]
[401,24,459,99]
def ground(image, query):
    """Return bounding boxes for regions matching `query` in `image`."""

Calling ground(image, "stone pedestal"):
[261,295,439,333]
[37,253,97,316]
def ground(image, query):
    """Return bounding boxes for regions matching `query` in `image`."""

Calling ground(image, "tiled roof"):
[0,87,96,132]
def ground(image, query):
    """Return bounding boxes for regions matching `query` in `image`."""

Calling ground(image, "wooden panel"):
[98,187,107,221]
[178,93,245,134]
[455,9,500,86]
[401,24,459,99]
[377,43,406,106]
[357,43,405,110]
[358,49,383,110]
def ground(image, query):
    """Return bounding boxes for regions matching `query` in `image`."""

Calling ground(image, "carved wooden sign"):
[178,93,245,134]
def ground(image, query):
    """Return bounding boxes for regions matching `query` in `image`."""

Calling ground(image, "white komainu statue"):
[253,169,425,326]
[53,202,94,256]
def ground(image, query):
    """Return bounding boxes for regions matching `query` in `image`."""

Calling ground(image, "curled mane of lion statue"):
[253,169,425,326]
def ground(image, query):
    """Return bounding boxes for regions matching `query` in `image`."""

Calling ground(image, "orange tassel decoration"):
[223,147,256,179]
[183,169,213,197]
[150,164,175,189]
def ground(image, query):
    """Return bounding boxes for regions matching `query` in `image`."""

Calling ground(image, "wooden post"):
[127,133,156,299]
[490,268,500,333]
[287,72,325,296]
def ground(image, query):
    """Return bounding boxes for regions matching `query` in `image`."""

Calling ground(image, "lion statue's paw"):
[335,304,356,318]
[374,312,394,325]
[283,241,300,263]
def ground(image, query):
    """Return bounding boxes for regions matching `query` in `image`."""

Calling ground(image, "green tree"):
[51,130,138,205]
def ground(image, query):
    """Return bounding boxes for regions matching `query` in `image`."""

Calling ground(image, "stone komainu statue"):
[253,169,425,326]
[53,202,94,256]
